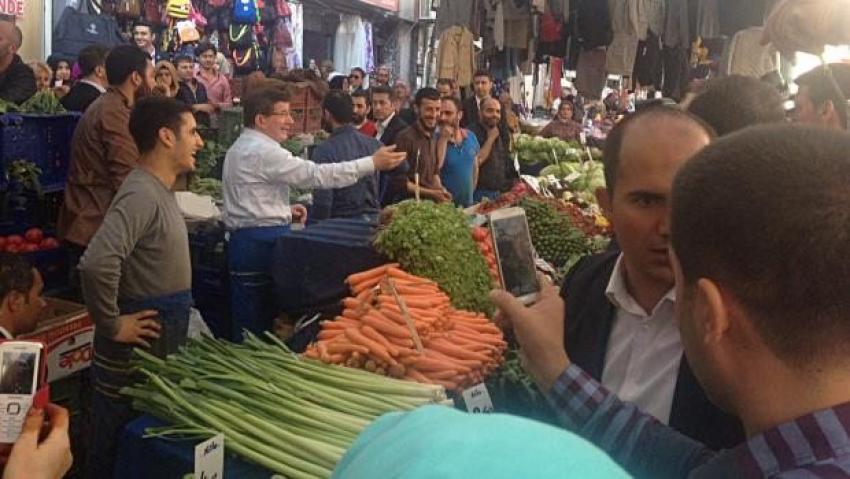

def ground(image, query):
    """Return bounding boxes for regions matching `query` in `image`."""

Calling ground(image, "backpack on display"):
[166,0,191,19]
[228,23,254,48]
[231,0,258,24]
[52,5,126,58]
[232,44,259,74]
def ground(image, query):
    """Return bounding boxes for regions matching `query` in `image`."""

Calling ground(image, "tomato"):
[40,238,60,250]
[21,243,38,253]
[0,237,5,249]
[471,227,488,242]
[6,235,23,246]
[24,228,43,244]
[5,244,20,254]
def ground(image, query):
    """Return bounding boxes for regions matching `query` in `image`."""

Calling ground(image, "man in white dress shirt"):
[222,86,405,339]
[560,106,744,449]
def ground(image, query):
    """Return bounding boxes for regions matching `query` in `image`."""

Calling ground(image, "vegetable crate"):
[0,113,82,193]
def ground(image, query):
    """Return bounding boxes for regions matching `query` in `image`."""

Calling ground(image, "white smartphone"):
[0,341,44,443]
[489,207,540,305]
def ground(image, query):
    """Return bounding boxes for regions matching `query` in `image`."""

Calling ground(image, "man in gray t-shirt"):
[78,97,203,479]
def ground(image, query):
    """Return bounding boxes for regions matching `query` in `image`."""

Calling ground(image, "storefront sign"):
[0,0,24,17]
[359,0,398,12]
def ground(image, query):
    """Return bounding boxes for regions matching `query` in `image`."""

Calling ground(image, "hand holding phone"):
[489,207,540,305]
[2,404,73,479]
[0,342,44,444]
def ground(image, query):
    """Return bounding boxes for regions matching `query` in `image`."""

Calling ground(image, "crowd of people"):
[0,4,849,477]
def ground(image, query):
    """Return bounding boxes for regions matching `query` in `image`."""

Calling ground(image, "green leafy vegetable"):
[374,200,493,315]
[19,91,65,114]
[189,177,223,201]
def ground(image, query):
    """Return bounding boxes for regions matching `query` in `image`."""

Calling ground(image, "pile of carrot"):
[304,263,507,391]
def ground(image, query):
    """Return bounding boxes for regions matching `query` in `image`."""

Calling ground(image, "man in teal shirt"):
[437,96,480,207]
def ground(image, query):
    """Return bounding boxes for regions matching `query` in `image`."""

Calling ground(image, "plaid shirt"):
[548,364,850,478]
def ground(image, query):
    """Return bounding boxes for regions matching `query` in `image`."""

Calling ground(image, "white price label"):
[462,383,494,414]
[194,433,224,479]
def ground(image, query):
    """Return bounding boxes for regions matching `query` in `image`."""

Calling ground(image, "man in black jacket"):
[371,85,409,205]
[561,107,744,450]
[461,71,492,128]
[61,44,109,113]
[0,20,35,104]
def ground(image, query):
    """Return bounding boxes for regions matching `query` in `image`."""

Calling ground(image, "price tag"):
[462,383,494,414]
[194,434,224,479]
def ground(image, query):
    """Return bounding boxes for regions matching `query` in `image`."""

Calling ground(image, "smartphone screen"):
[491,212,539,299]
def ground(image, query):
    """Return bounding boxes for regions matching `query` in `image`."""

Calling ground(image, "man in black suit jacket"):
[461,71,493,128]
[371,85,409,206]
[61,44,109,113]
[561,107,743,450]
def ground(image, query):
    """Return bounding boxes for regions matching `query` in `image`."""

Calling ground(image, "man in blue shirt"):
[437,96,479,207]
[311,91,382,221]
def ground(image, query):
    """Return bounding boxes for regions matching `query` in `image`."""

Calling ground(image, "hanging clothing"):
[696,0,719,39]
[606,0,641,76]
[645,0,665,37]
[633,30,663,89]
[503,0,532,50]
[571,0,614,50]
[550,57,563,100]
[436,0,478,36]
[363,21,375,75]
[287,2,304,69]
[576,48,608,99]
[333,15,368,74]
[720,27,778,78]
[436,26,476,87]
[663,0,690,48]
[661,46,689,100]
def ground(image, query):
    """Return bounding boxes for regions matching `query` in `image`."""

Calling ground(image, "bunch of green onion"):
[121,332,450,479]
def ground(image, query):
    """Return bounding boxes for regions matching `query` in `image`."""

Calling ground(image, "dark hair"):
[558,101,574,112]
[370,85,395,101]
[195,43,217,57]
[414,87,440,107]
[132,19,154,32]
[0,254,34,303]
[129,97,193,154]
[105,45,150,86]
[322,90,353,124]
[437,78,455,87]
[441,96,462,112]
[687,75,786,136]
[602,106,715,193]
[351,89,370,102]
[77,44,109,77]
[350,67,365,77]
[672,125,850,368]
[11,25,21,48]
[473,70,492,81]
[795,63,850,129]
[173,54,194,67]
[328,75,347,90]
[243,87,291,127]
[46,56,69,73]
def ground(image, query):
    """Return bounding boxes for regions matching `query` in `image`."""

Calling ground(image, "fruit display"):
[517,197,599,268]
[515,134,582,165]
[0,228,60,254]
[374,200,493,315]
[537,159,606,203]
[307,264,507,391]
[473,182,534,216]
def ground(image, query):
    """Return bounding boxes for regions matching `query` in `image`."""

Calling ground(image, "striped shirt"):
[547,364,850,478]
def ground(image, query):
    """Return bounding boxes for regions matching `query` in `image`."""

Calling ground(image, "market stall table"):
[115,415,271,478]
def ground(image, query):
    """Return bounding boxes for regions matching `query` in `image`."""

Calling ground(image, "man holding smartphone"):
[79,97,203,478]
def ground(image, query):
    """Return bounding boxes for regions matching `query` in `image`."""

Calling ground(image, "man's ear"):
[695,278,731,345]
[4,291,24,314]
[158,126,176,148]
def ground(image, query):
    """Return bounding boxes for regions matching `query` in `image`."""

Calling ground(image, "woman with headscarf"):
[153,61,179,98]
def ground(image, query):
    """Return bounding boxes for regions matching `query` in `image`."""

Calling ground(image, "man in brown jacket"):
[58,45,154,282]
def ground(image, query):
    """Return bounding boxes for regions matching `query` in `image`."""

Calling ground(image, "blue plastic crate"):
[0,113,82,193]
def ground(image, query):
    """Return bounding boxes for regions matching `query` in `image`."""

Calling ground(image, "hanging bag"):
[228,23,254,48]
[232,44,259,74]
[52,3,126,59]
[166,0,191,19]
[231,0,258,24]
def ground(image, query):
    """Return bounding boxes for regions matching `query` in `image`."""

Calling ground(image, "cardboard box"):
[20,298,94,383]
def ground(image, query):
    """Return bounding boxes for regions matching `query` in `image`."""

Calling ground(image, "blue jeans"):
[227,225,290,340]
[85,290,192,479]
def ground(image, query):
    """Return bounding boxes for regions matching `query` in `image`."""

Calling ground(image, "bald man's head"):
[0,20,21,63]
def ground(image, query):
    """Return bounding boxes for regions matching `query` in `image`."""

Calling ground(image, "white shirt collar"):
[242,128,281,147]
[605,253,676,317]
[80,79,106,93]
[380,112,396,129]
[0,326,13,339]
